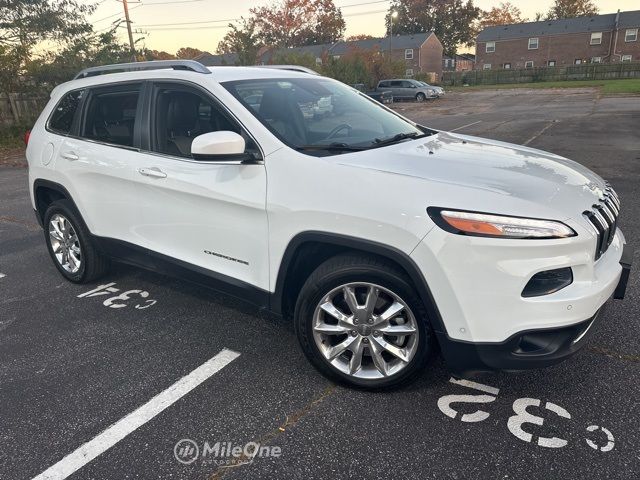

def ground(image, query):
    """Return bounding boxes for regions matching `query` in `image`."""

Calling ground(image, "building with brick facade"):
[195,33,444,79]
[475,10,640,70]
[443,53,475,72]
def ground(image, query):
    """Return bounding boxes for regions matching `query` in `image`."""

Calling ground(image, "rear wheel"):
[43,199,110,283]
[294,254,432,389]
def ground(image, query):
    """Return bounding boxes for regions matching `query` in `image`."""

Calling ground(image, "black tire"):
[43,199,110,283]
[416,92,426,102]
[294,253,433,389]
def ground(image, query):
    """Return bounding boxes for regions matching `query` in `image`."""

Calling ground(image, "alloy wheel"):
[49,213,82,274]
[312,282,419,379]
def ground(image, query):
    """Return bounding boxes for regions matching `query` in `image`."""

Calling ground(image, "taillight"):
[24,130,31,146]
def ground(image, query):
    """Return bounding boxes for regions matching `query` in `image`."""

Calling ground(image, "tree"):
[321,47,405,88]
[479,2,526,29]
[0,0,95,90]
[217,18,262,65]
[546,0,598,20]
[271,51,318,69]
[346,34,375,41]
[175,47,205,59]
[26,28,131,90]
[385,0,482,56]
[142,49,176,60]
[250,0,346,47]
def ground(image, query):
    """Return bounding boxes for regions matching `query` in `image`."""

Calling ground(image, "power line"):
[138,0,205,4]
[338,0,390,8]
[137,17,239,27]
[138,5,390,29]
[94,3,142,23]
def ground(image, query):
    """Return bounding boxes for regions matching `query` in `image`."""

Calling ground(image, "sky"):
[89,0,640,55]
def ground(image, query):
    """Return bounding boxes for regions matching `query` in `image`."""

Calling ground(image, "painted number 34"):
[78,282,157,310]
[437,378,615,452]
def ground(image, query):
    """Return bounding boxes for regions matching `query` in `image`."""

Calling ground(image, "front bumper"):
[432,243,632,374]
[412,221,627,343]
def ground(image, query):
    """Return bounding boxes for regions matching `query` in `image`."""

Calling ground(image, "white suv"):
[26,60,631,388]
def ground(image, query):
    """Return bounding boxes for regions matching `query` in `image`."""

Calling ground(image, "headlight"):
[427,208,576,239]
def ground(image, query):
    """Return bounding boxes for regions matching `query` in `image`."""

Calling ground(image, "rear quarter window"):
[48,90,84,135]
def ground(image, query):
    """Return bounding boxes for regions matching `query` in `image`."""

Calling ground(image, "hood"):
[337,131,607,220]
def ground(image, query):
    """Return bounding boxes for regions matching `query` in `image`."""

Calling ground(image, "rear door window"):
[48,90,84,135]
[81,84,141,147]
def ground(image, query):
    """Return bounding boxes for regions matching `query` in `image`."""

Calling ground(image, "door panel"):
[57,138,140,241]
[134,155,269,290]
[134,81,269,290]
[55,83,143,242]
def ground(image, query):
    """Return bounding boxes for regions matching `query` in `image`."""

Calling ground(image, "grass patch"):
[0,124,30,148]
[448,78,640,95]
[0,125,28,167]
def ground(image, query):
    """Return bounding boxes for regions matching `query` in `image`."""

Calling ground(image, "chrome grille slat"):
[583,185,620,261]
[605,196,618,215]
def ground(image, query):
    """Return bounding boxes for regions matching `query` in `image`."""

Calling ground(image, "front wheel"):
[416,92,426,102]
[294,254,433,389]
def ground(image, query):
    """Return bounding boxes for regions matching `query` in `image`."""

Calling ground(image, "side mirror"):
[191,131,254,162]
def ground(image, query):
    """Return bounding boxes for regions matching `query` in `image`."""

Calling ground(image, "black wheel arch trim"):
[33,179,82,225]
[270,231,449,335]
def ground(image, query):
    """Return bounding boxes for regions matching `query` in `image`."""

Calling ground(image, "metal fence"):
[0,93,47,128]
[441,62,640,87]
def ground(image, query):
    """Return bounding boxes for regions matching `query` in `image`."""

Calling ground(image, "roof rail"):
[74,60,211,80]
[253,65,320,75]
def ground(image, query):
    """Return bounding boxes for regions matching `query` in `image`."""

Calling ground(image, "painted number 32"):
[437,378,615,452]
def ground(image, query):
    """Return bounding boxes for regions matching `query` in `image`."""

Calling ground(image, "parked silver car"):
[377,79,437,101]
[418,81,445,97]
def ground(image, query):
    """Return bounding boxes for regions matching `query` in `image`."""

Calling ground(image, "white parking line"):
[450,120,482,132]
[32,348,241,480]
[449,377,500,396]
[523,120,556,145]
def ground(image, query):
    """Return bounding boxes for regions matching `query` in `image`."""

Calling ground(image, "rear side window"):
[82,85,141,147]
[48,90,84,135]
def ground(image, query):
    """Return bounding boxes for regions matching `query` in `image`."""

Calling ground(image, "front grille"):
[583,183,620,261]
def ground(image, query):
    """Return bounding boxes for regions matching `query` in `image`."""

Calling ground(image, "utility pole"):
[121,0,137,62]
[389,11,398,60]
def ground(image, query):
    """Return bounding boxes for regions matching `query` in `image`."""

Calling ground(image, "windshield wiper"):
[371,132,426,147]
[296,142,366,152]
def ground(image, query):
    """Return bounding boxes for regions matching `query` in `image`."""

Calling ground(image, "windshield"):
[222,77,427,154]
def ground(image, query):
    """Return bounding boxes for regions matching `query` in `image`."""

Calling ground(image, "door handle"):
[138,167,167,179]
[61,152,79,161]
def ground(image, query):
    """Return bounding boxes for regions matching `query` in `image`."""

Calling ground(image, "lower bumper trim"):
[437,308,604,375]
[614,244,633,300]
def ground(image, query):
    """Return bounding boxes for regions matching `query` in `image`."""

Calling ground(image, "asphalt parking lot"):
[1,87,639,479]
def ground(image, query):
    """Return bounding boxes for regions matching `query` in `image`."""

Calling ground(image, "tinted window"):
[49,90,83,134]
[390,81,403,87]
[82,85,140,147]
[152,84,255,159]
[378,81,390,88]
[402,81,414,88]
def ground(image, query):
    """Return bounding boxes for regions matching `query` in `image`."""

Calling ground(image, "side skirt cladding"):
[93,236,271,309]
